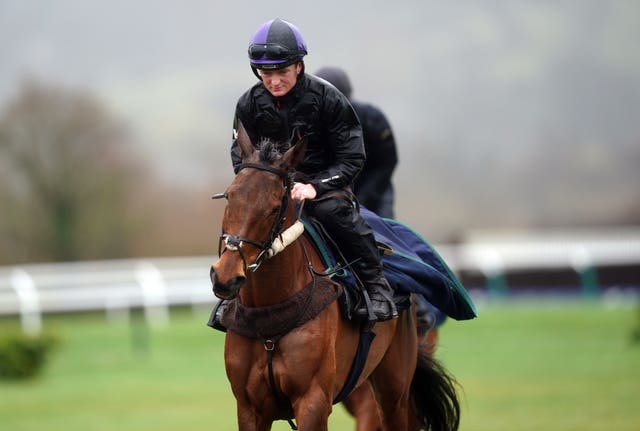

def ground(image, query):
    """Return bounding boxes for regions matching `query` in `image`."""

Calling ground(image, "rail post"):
[10,268,42,335]
[480,249,507,299]
[135,261,170,327]
[571,246,599,298]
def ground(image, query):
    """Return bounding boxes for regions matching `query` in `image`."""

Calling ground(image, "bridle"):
[212,162,293,272]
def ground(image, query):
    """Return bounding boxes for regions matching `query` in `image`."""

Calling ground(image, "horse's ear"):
[235,121,255,159]
[281,138,307,171]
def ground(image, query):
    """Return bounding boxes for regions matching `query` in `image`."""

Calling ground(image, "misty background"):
[1,0,639,264]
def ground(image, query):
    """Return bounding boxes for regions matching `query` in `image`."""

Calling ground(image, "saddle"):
[300,216,412,321]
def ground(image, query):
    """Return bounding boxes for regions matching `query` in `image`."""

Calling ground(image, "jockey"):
[229,18,397,322]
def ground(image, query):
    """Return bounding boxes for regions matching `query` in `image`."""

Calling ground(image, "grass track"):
[1,300,639,430]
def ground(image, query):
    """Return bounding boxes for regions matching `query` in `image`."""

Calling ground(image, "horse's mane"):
[257,138,291,164]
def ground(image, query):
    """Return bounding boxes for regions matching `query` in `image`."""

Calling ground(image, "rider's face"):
[259,63,302,97]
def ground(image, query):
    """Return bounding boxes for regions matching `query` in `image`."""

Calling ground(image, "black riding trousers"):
[306,196,384,281]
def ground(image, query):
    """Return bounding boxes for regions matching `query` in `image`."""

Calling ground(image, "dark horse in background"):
[210,124,460,431]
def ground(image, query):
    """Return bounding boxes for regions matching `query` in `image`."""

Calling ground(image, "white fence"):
[454,227,640,275]
[0,256,215,334]
[2,228,640,334]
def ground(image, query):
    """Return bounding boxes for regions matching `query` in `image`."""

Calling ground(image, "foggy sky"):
[2,0,639,238]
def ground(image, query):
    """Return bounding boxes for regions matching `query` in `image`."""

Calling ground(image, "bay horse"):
[210,125,460,431]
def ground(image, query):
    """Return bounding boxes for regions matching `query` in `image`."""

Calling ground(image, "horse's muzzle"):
[210,266,244,300]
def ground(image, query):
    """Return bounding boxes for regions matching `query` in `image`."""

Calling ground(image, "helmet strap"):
[251,66,262,80]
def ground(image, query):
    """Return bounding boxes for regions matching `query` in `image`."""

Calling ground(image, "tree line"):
[0,79,222,265]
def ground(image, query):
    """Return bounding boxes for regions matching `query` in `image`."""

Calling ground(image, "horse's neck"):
[240,236,312,308]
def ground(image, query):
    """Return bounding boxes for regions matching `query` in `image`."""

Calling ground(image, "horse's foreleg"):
[235,403,273,431]
[290,387,332,431]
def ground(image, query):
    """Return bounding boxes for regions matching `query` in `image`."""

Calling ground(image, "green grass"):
[1,300,639,430]
[437,299,640,431]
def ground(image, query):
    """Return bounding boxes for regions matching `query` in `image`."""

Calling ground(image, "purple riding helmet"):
[248,18,307,79]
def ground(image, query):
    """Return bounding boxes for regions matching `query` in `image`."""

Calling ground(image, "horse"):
[210,124,460,431]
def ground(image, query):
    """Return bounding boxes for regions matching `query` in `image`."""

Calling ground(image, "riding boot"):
[354,266,398,322]
[361,272,398,321]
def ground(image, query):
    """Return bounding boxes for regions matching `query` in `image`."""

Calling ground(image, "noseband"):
[214,162,293,272]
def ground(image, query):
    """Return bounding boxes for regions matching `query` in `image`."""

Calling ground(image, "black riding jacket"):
[231,73,365,196]
[350,100,397,211]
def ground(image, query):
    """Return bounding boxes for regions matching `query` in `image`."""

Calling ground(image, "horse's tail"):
[410,350,461,431]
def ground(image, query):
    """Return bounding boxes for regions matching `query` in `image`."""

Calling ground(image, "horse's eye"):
[270,206,281,217]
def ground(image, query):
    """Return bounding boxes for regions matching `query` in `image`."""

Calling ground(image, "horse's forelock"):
[258,139,291,164]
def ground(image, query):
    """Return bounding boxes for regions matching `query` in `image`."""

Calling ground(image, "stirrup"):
[354,289,378,322]
[371,295,398,321]
[354,290,398,322]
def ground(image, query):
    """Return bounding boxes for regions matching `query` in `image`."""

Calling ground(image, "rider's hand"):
[291,182,317,201]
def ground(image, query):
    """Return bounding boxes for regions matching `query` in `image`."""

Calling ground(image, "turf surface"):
[1,299,638,430]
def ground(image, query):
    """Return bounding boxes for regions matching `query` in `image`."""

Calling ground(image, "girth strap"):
[265,340,298,430]
[332,329,376,405]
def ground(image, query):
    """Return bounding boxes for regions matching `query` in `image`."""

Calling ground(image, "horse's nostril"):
[211,268,246,300]
[210,266,216,285]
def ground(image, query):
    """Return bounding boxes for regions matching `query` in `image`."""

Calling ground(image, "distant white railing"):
[0,256,216,334]
[1,229,639,334]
